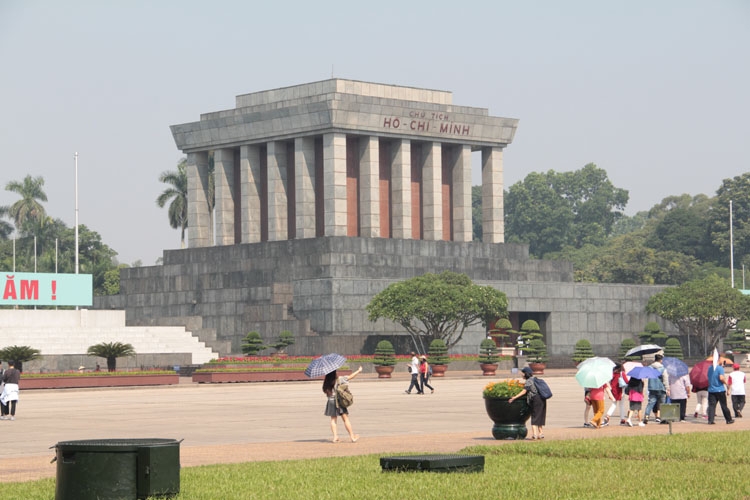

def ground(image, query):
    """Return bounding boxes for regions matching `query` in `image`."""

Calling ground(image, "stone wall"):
[95,237,669,360]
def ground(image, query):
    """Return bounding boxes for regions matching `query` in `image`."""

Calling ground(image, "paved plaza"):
[1,370,747,483]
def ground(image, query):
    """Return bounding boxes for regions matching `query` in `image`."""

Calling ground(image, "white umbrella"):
[624,344,663,358]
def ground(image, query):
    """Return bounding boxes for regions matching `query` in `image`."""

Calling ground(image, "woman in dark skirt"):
[508,366,547,440]
[323,366,362,443]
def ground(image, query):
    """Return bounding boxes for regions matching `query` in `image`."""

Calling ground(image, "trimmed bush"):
[428,338,450,365]
[479,338,499,364]
[373,340,396,366]
[572,339,594,363]
[663,337,684,359]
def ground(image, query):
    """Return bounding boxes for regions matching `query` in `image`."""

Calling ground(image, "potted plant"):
[519,320,547,374]
[479,338,500,376]
[86,342,136,372]
[482,379,530,439]
[428,338,450,377]
[572,339,594,365]
[490,318,516,356]
[373,340,396,378]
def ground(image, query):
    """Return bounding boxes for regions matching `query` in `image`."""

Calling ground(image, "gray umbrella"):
[304,353,347,378]
[624,344,663,358]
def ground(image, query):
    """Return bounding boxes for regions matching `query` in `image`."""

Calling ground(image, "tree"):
[504,164,628,257]
[710,173,750,266]
[366,271,508,351]
[471,185,482,241]
[645,194,717,262]
[86,342,136,372]
[5,175,48,235]
[646,275,750,355]
[0,345,41,372]
[725,320,750,354]
[269,330,295,354]
[0,206,13,240]
[157,159,188,248]
[241,331,266,356]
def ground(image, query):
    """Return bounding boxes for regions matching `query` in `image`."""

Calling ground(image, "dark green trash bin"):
[54,438,180,500]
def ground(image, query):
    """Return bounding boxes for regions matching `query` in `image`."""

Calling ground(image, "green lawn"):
[10,431,750,499]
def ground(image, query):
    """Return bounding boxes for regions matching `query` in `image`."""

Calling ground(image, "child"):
[625,376,645,427]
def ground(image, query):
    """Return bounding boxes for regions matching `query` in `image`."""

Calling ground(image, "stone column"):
[482,146,504,243]
[267,141,288,241]
[359,136,380,238]
[186,151,210,248]
[295,137,316,239]
[213,148,236,246]
[390,139,412,239]
[323,132,347,236]
[422,142,442,240]
[240,145,262,243]
[452,145,472,242]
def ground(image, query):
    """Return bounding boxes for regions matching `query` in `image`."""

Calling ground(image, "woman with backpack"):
[418,355,434,394]
[508,366,547,440]
[322,366,362,443]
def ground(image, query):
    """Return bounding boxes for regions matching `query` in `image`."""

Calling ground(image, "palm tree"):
[86,342,136,372]
[0,345,42,373]
[157,159,188,248]
[0,205,13,240]
[5,175,47,234]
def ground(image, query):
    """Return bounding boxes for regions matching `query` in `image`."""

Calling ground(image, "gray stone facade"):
[94,237,668,364]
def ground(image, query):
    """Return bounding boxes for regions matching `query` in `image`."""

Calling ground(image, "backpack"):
[533,377,553,400]
[336,383,354,408]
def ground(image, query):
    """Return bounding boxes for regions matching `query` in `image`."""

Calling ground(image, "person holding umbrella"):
[323,366,363,443]
[644,354,669,424]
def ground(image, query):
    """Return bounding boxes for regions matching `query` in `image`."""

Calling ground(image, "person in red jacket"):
[605,363,629,426]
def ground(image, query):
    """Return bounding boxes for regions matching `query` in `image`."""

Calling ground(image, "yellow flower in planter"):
[483,379,525,398]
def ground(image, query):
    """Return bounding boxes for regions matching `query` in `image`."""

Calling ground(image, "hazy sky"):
[1,1,748,266]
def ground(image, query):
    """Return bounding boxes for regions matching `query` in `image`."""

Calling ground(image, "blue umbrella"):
[662,357,689,379]
[626,366,662,379]
[304,353,347,378]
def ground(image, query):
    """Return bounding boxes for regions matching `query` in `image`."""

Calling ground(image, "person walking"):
[668,373,692,422]
[605,363,628,425]
[588,380,615,429]
[644,354,669,424]
[0,360,20,421]
[727,363,746,418]
[405,352,423,394]
[508,366,547,439]
[322,366,362,443]
[418,355,434,394]
[625,376,646,427]
[706,361,734,425]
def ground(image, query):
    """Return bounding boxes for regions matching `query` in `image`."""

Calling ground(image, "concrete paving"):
[1,370,747,483]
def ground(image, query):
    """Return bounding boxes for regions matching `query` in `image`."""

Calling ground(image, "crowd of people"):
[583,355,746,429]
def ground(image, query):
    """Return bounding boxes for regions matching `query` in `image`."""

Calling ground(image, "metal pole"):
[12,237,15,272]
[75,152,79,275]
[730,200,734,288]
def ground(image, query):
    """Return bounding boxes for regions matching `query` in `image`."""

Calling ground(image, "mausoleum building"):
[95,79,668,364]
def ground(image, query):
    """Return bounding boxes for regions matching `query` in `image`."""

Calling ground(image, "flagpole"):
[730,199,734,288]
[75,152,79,275]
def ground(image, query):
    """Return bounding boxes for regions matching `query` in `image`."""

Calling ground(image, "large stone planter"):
[430,364,448,377]
[20,374,179,390]
[374,365,395,378]
[479,363,499,376]
[484,396,531,440]
[528,362,546,375]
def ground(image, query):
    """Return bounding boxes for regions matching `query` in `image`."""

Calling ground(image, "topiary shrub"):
[663,337,684,359]
[640,321,667,346]
[428,338,450,365]
[527,338,549,364]
[241,331,266,356]
[725,320,750,354]
[572,339,595,363]
[270,330,295,354]
[619,338,639,361]
[373,340,396,366]
[479,338,499,364]
[490,318,514,347]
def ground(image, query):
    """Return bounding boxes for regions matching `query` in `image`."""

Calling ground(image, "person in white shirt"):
[727,363,746,418]
[405,352,423,394]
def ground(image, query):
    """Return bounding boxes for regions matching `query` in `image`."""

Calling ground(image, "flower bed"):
[20,371,179,390]
[192,369,352,384]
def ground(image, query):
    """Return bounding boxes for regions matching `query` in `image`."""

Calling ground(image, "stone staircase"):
[0,310,218,365]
